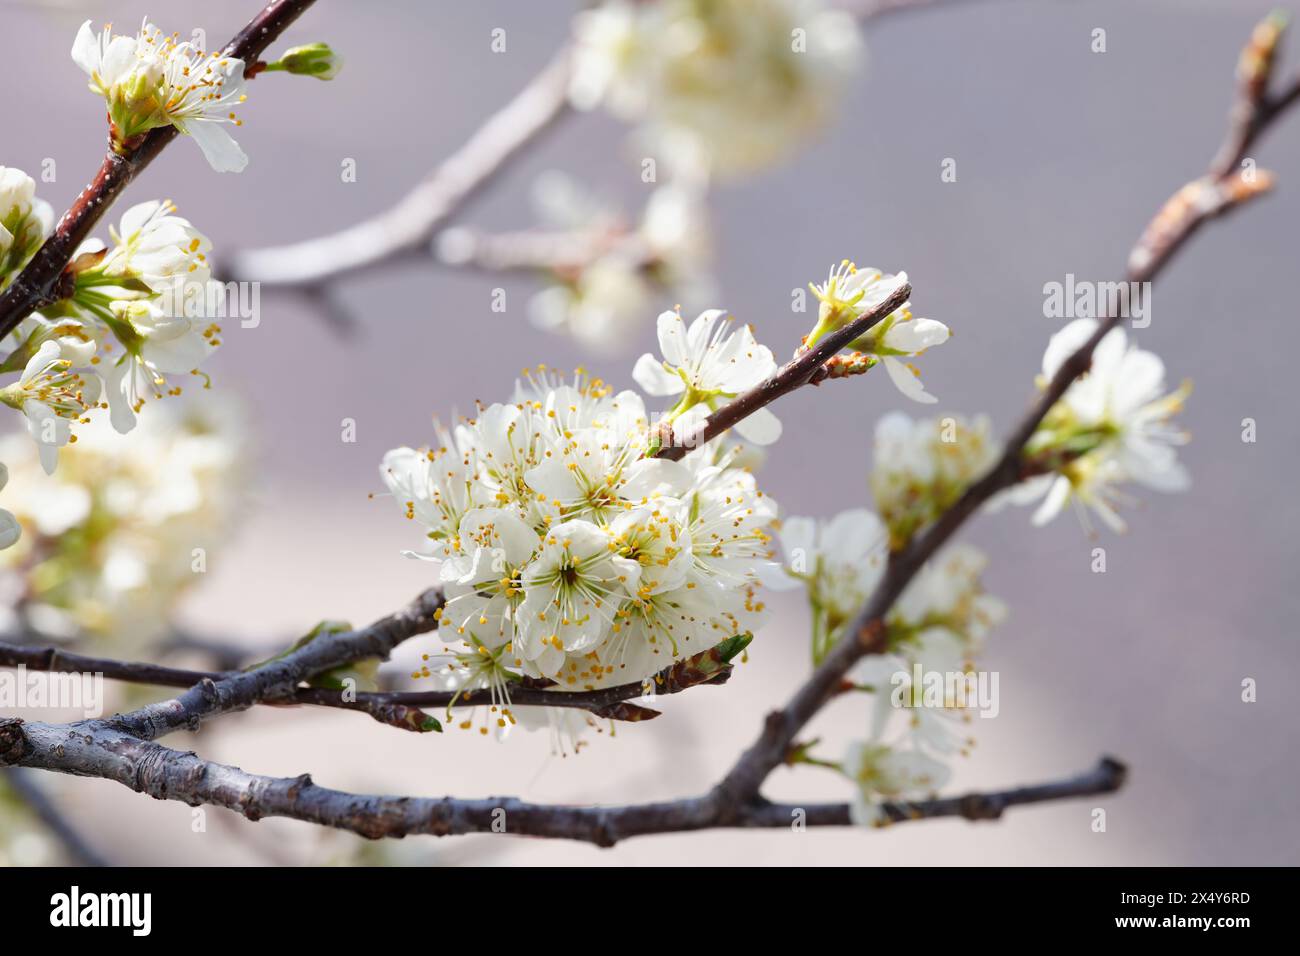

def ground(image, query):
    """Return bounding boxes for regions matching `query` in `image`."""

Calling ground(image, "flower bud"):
[267,43,342,80]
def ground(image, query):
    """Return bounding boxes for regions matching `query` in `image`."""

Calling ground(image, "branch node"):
[0,718,28,766]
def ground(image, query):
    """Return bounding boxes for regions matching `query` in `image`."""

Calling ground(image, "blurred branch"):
[222,46,574,289]
[1,767,109,866]
[221,0,997,306]
[434,226,651,276]
[0,0,321,339]
[844,0,986,19]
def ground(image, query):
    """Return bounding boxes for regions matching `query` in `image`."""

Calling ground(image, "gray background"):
[3,0,1296,865]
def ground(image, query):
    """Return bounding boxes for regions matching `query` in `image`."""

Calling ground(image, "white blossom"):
[72,19,249,172]
[808,262,949,403]
[1007,318,1190,534]
[843,741,952,826]
[870,411,996,547]
[634,307,780,444]
[0,400,246,646]
[0,167,53,281]
[570,0,861,177]
[0,342,102,474]
[380,368,779,713]
[522,173,713,353]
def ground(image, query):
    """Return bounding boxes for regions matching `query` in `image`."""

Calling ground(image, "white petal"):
[0,509,20,550]
[733,405,782,444]
[185,122,248,174]
[655,310,690,367]
[883,317,949,354]
[1041,319,1098,380]
[1031,476,1071,526]
[71,21,100,76]
[632,353,682,396]
[1111,348,1165,417]
[882,356,937,404]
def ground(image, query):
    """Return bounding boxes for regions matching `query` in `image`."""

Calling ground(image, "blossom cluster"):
[382,314,785,737]
[0,166,223,492]
[0,19,341,550]
[769,510,1005,824]
[569,0,861,178]
[870,411,996,549]
[0,399,245,650]
[766,284,1191,823]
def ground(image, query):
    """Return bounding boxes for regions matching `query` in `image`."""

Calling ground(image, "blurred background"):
[1,0,1297,865]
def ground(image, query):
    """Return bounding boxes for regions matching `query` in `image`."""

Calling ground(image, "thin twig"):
[0,624,744,728]
[651,280,912,459]
[0,0,321,338]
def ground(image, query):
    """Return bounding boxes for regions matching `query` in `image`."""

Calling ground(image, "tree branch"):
[218,0,1014,307]
[0,0,321,338]
[0,716,1124,846]
[0,624,745,728]
[221,46,574,289]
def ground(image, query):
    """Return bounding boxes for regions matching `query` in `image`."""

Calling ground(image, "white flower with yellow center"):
[634,308,780,445]
[101,288,221,434]
[843,741,952,827]
[517,519,640,677]
[439,507,539,649]
[94,200,212,295]
[0,342,102,474]
[0,167,53,282]
[1009,318,1190,534]
[809,262,949,404]
[380,440,486,561]
[72,19,249,171]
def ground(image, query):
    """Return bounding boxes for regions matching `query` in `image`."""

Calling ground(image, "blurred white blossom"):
[0,399,247,648]
[1005,318,1190,534]
[870,411,996,548]
[570,0,861,177]
[525,173,713,354]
